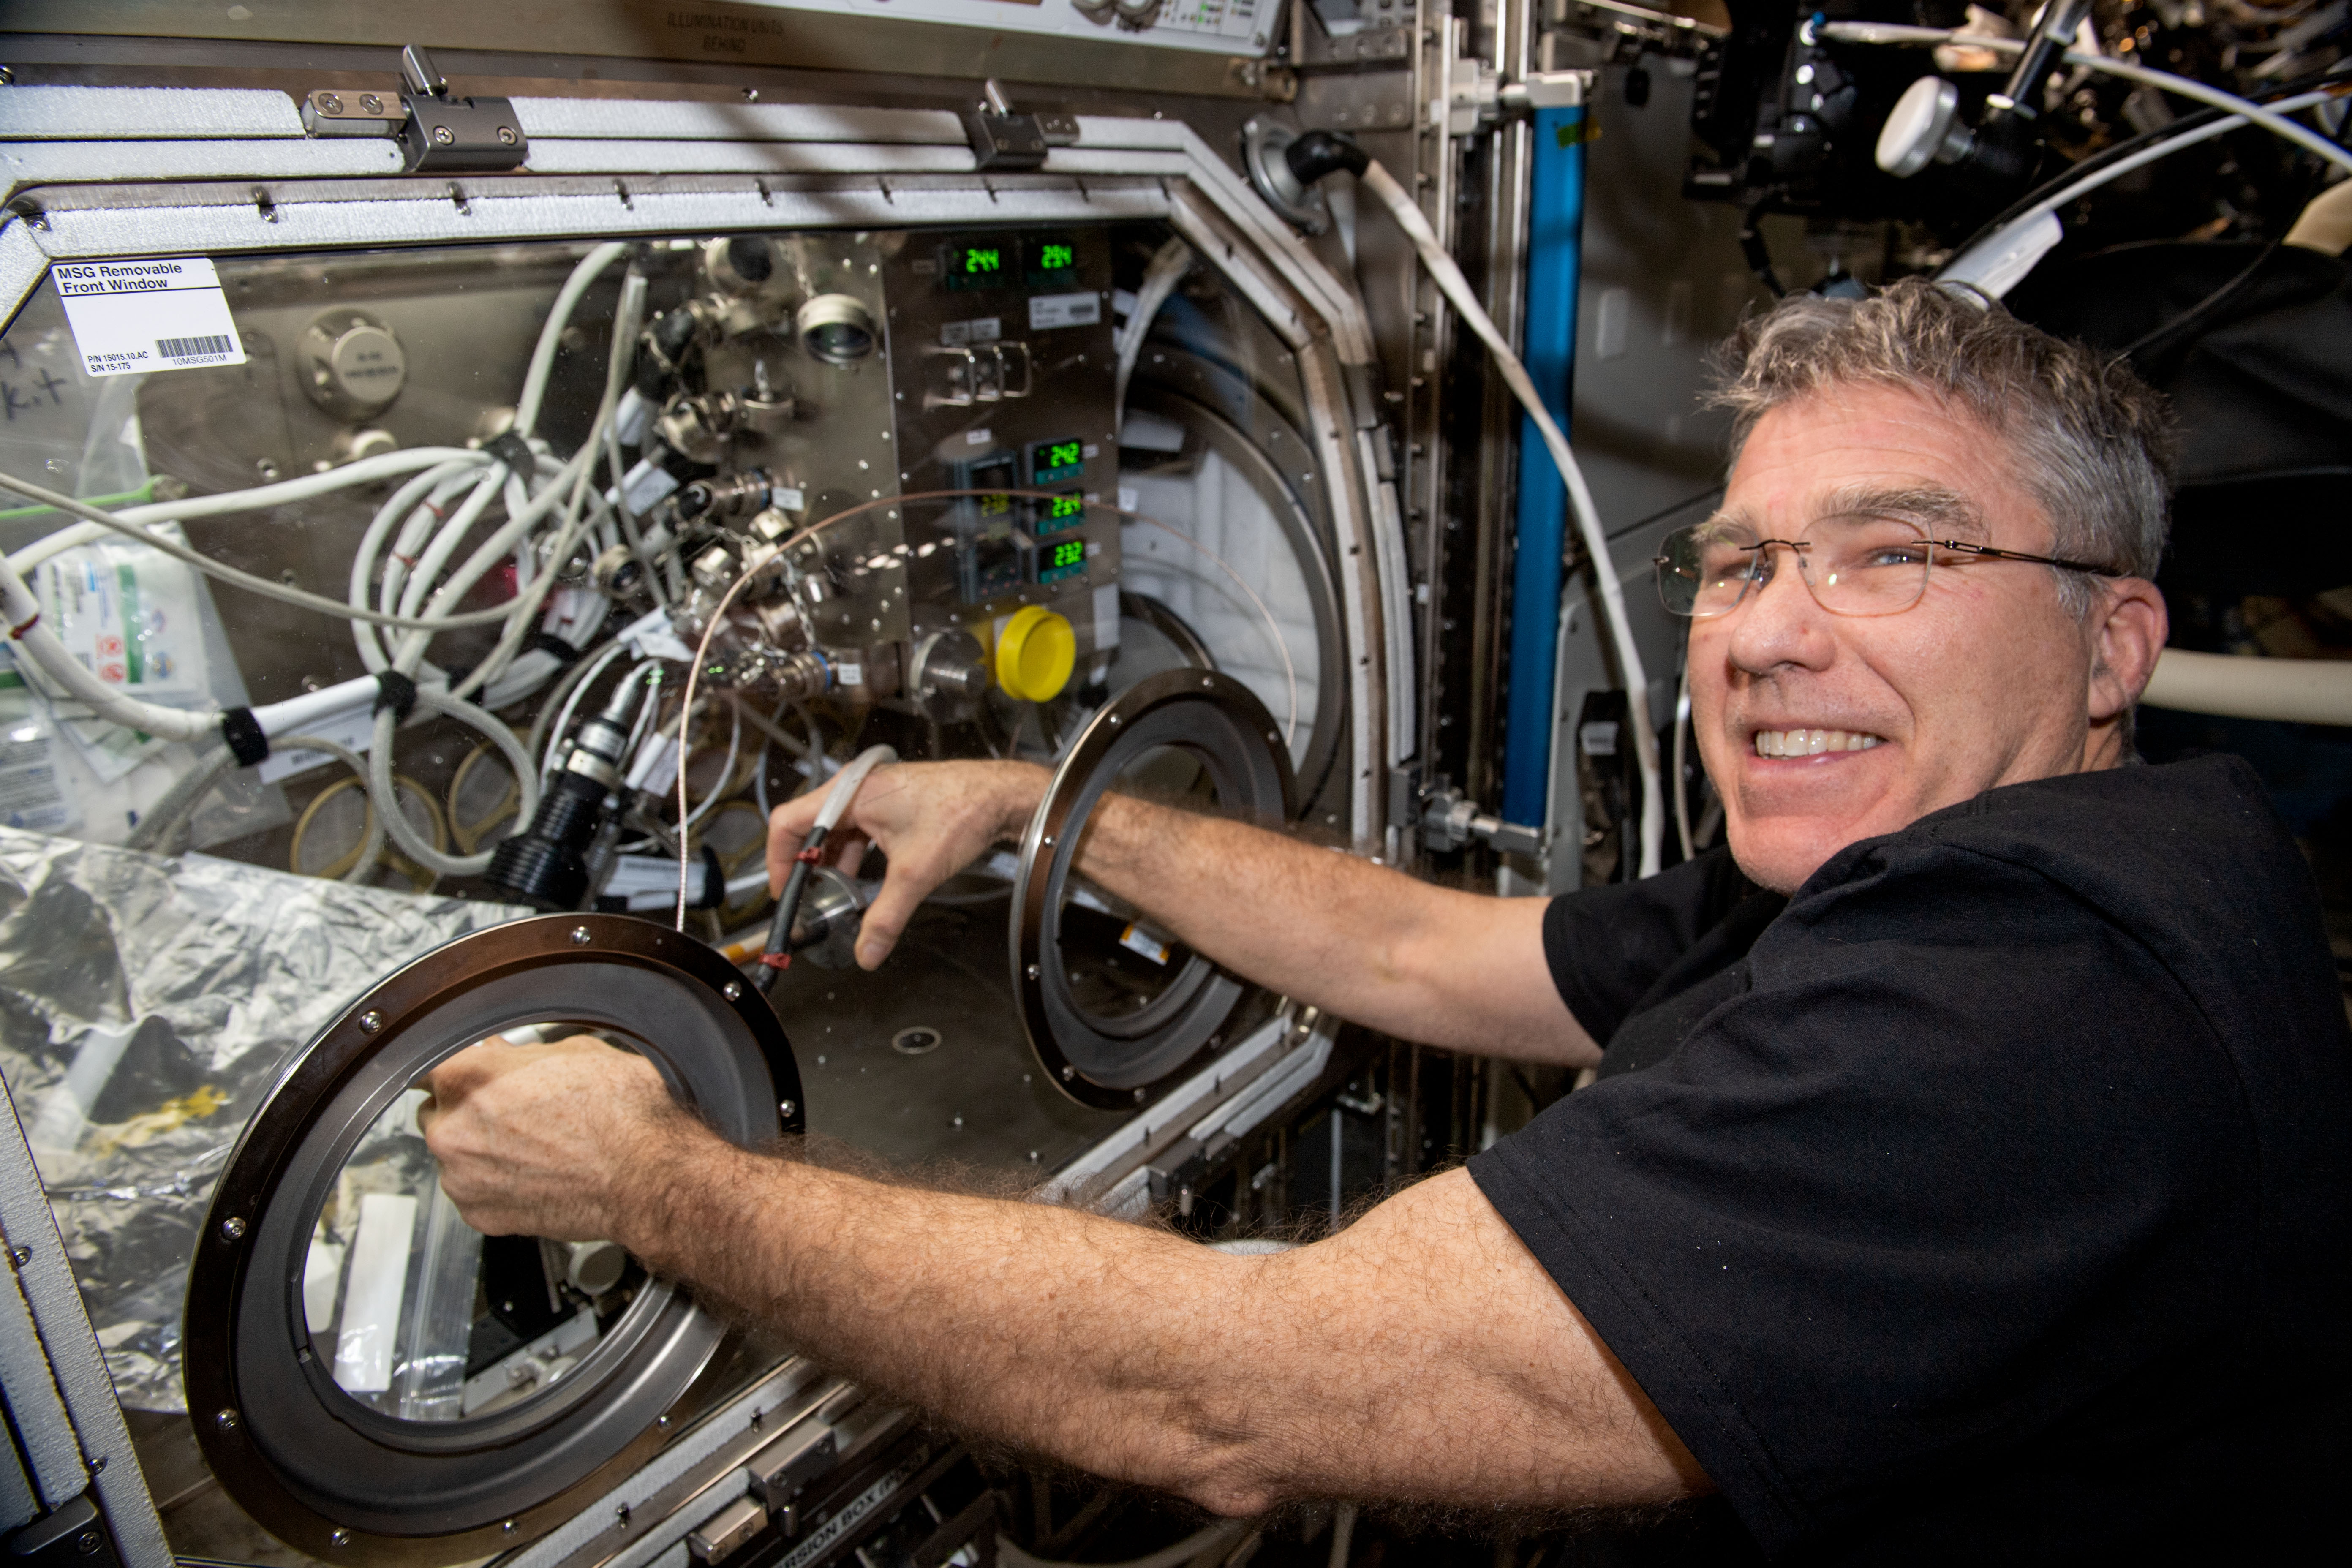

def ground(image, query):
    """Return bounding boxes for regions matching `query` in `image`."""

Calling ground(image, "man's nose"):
[1723,547,1835,675]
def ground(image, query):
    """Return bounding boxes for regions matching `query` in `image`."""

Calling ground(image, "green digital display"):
[1033,490,1086,536]
[1031,438,1086,485]
[1037,537,1088,584]
[1037,242,1075,272]
[942,241,1008,291]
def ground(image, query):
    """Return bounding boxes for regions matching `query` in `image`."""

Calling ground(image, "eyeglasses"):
[1653,512,2122,620]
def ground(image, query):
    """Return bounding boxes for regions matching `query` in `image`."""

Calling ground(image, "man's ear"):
[2086,577,2169,723]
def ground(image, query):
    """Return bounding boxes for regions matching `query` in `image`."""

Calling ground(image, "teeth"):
[1753,728,1881,757]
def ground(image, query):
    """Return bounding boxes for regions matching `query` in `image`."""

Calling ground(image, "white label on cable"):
[1110,287,1139,319]
[939,316,1001,347]
[1580,720,1620,757]
[51,257,247,377]
[1027,291,1102,331]
[619,607,694,663]
[964,428,994,447]
[625,732,680,795]
[612,385,655,447]
[618,457,680,515]
[1116,485,1140,515]
[773,485,806,514]
[259,698,378,784]
[833,660,863,688]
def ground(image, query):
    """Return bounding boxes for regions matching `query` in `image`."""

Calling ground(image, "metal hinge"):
[391,44,525,174]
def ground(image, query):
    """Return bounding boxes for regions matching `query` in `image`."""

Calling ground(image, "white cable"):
[814,743,895,833]
[5,446,487,574]
[368,685,542,878]
[517,242,630,439]
[1822,23,2352,174]
[1942,87,2338,294]
[1359,160,1665,877]
[349,458,496,671]
[0,469,523,631]
[1114,237,1194,437]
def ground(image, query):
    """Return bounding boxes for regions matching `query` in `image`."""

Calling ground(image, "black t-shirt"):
[1469,756,2352,1562]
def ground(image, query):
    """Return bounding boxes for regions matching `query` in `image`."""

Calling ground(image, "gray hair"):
[1707,278,2174,618]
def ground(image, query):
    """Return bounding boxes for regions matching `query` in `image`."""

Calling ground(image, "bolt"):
[951,1115,964,1128]
[215,1407,238,1432]
[1026,964,1040,980]
[1133,1088,1146,1103]
[8,1246,29,1267]
[1041,835,1055,849]
[778,1099,797,1120]
[358,1010,383,1034]
[219,1217,246,1242]
[497,125,517,146]
[571,926,593,945]
[617,1505,632,1526]
[1108,714,1122,727]
[316,91,344,114]
[331,1530,351,1548]
[75,1530,101,1555]
[502,1521,517,1535]
[1202,675,1214,688]
[432,124,455,146]
[1060,1065,1075,1081]
[657,1415,671,1430]
[723,980,743,1001]
[359,92,383,114]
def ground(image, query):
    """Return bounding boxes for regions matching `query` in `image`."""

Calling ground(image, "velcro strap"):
[530,631,585,664]
[220,708,269,768]
[484,430,534,474]
[373,671,419,721]
[794,845,823,864]
[757,950,792,970]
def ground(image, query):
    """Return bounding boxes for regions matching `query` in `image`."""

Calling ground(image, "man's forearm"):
[612,1116,1694,1516]
[1026,781,1590,1064]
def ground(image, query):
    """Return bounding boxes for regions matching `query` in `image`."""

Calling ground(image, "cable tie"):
[757,950,792,970]
[529,630,585,664]
[7,610,39,640]
[220,708,270,767]
[372,670,420,721]
[484,431,535,473]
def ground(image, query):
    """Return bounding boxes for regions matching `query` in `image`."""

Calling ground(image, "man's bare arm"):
[422,1037,1707,1515]
[768,760,1598,1068]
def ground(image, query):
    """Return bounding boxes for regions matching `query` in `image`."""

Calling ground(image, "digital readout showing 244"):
[940,235,1077,290]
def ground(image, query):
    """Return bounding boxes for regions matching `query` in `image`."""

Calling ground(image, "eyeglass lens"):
[1657,515,1936,619]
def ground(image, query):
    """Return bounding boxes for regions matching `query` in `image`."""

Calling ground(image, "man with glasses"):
[422,279,2349,1557]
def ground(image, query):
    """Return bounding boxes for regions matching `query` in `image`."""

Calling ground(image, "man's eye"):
[1858,546,1929,569]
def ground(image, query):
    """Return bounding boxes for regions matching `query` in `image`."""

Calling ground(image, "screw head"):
[1108,714,1122,726]
[431,124,455,146]
[1026,963,1040,980]
[8,1246,30,1267]
[1133,1088,1146,1103]
[219,1217,246,1242]
[215,1407,239,1432]
[497,125,517,146]
[331,1530,351,1547]
[316,91,344,114]
[723,981,743,1001]
[359,93,384,114]
[571,926,593,945]
[502,1521,517,1535]
[1040,835,1055,849]
[1201,675,1214,688]
[1060,1064,1075,1081]
[75,1530,101,1556]
[358,1010,383,1034]
[778,1099,797,1121]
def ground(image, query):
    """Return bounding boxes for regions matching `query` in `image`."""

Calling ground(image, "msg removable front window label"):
[52,258,247,378]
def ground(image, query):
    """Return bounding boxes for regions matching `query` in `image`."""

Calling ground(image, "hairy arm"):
[422,1038,1706,1515]
[770,760,1598,1068]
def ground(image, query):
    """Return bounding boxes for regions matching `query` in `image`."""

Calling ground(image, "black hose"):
[751,824,826,995]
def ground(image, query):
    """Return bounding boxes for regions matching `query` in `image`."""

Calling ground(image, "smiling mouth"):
[1753,728,1882,757]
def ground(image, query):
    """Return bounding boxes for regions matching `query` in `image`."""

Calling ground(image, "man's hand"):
[418,1034,691,1244]
[767,759,1047,969]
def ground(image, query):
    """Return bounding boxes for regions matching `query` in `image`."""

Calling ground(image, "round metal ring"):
[187,914,801,1566]
[1011,669,1294,1108]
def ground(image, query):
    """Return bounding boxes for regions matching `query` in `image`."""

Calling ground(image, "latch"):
[1420,782,1543,857]
[962,79,1076,173]
[1443,65,1592,137]
[393,44,526,174]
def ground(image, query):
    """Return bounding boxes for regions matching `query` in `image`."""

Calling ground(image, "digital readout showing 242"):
[1031,439,1085,485]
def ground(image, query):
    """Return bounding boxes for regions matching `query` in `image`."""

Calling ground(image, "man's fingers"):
[855,866,931,969]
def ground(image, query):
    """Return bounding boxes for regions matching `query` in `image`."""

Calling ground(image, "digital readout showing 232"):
[1037,537,1087,584]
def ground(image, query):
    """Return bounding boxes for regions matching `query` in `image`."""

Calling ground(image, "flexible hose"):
[517,243,630,440]
[1115,237,1194,437]
[367,686,544,878]
[1358,160,1665,877]
[121,742,237,853]
[749,743,895,986]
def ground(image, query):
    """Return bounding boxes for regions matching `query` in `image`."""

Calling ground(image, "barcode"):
[155,333,232,359]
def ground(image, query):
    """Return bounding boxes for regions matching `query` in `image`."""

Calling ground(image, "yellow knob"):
[995,605,1076,703]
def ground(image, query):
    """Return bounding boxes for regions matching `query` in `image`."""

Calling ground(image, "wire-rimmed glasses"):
[1653,512,2121,619]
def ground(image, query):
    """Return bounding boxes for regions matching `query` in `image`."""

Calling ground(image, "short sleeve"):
[1542,847,1749,1043]
[1473,841,2255,1553]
